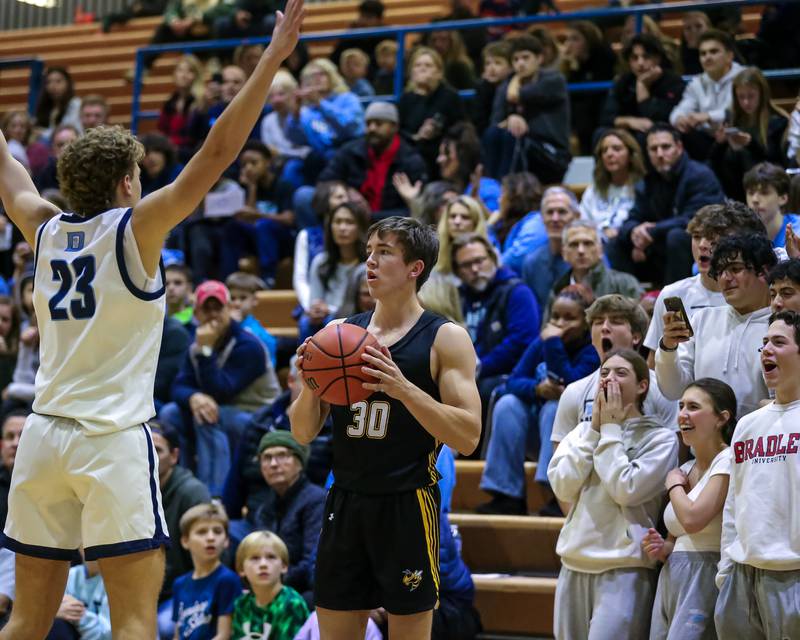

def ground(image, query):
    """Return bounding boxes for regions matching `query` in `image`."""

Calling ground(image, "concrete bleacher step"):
[452,460,548,514]
[450,513,563,575]
[473,575,556,638]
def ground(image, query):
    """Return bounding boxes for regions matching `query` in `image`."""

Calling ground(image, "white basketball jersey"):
[32,208,166,435]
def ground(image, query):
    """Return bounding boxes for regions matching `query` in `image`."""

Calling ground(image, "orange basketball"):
[301,323,380,405]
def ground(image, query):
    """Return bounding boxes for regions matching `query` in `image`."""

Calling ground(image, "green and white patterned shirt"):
[231,586,309,640]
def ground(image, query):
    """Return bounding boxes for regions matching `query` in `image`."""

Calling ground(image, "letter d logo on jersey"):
[66,232,85,252]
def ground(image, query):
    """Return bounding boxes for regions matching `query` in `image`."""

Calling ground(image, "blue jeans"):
[159,402,252,496]
[480,394,558,498]
[292,185,320,230]
[280,157,306,189]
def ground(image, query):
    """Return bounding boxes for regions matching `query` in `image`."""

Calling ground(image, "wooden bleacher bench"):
[450,513,563,574]
[472,575,557,637]
[253,289,299,338]
[452,460,548,514]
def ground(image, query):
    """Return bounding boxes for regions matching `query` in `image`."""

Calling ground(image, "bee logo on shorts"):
[402,569,423,591]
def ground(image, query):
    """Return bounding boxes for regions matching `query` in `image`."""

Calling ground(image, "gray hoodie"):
[669,61,745,128]
[549,415,679,573]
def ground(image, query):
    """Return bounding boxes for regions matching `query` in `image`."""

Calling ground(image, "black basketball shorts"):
[314,483,441,615]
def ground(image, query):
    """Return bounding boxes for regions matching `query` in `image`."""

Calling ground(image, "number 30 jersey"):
[329,310,450,494]
[32,208,166,435]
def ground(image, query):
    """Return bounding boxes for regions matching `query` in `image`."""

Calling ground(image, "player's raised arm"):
[0,129,60,247]
[362,322,482,455]
[131,0,305,265]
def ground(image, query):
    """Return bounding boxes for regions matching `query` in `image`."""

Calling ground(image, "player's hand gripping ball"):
[301,324,380,405]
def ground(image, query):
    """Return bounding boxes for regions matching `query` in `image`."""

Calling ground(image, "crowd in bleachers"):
[1,0,800,637]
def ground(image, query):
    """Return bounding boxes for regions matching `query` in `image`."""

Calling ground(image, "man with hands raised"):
[289,216,481,640]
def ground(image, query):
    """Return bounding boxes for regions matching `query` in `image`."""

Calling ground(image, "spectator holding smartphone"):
[656,233,775,417]
[644,202,767,367]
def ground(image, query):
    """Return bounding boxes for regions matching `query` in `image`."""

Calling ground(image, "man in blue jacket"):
[609,123,725,286]
[159,280,280,496]
[453,233,540,426]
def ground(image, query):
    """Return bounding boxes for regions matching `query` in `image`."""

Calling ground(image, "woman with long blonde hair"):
[436,195,488,276]
[711,67,789,201]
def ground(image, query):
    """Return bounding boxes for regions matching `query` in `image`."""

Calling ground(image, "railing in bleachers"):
[0,58,43,116]
[128,0,797,134]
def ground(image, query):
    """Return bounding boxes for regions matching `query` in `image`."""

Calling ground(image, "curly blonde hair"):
[57,125,144,217]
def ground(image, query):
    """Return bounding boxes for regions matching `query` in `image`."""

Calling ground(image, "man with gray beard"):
[454,233,540,423]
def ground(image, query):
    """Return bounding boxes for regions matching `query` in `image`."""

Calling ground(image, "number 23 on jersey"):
[346,400,391,439]
[48,256,97,321]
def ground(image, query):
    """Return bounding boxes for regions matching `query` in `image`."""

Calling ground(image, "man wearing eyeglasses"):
[252,430,326,604]
[656,233,775,417]
[452,233,540,424]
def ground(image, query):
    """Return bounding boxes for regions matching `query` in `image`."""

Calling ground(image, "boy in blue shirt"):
[744,162,799,252]
[225,272,278,367]
[172,503,241,640]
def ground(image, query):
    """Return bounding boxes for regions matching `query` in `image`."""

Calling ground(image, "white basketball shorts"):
[2,413,169,561]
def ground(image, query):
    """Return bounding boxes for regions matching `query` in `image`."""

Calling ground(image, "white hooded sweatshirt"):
[669,61,744,128]
[548,416,679,573]
[655,304,770,417]
[716,400,800,587]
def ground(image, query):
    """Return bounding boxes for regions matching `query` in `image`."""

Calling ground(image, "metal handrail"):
[121,0,796,132]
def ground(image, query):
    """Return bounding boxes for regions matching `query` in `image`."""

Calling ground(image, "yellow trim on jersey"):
[416,485,440,600]
[427,448,438,484]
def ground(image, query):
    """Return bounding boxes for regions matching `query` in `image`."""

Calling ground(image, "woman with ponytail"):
[643,377,735,640]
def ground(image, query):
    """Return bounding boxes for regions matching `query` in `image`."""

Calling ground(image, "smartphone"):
[724,127,742,135]
[547,371,565,385]
[663,296,694,337]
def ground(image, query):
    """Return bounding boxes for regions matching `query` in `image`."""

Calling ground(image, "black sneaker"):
[475,494,527,515]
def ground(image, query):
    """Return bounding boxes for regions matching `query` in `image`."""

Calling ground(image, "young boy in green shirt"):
[232,531,309,639]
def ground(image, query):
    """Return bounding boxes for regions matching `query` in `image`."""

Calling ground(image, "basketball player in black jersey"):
[290,216,481,639]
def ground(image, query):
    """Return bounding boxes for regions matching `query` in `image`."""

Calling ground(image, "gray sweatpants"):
[649,551,719,640]
[714,562,800,640]
[554,566,657,640]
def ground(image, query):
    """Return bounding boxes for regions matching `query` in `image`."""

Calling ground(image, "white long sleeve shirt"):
[655,304,770,417]
[669,62,744,128]
[716,400,800,587]
[548,416,679,573]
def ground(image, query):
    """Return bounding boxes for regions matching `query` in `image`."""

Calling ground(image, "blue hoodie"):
[287,92,365,155]
[171,320,269,411]
[489,211,549,275]
[461,266,540,379]
[504,334,600,404]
